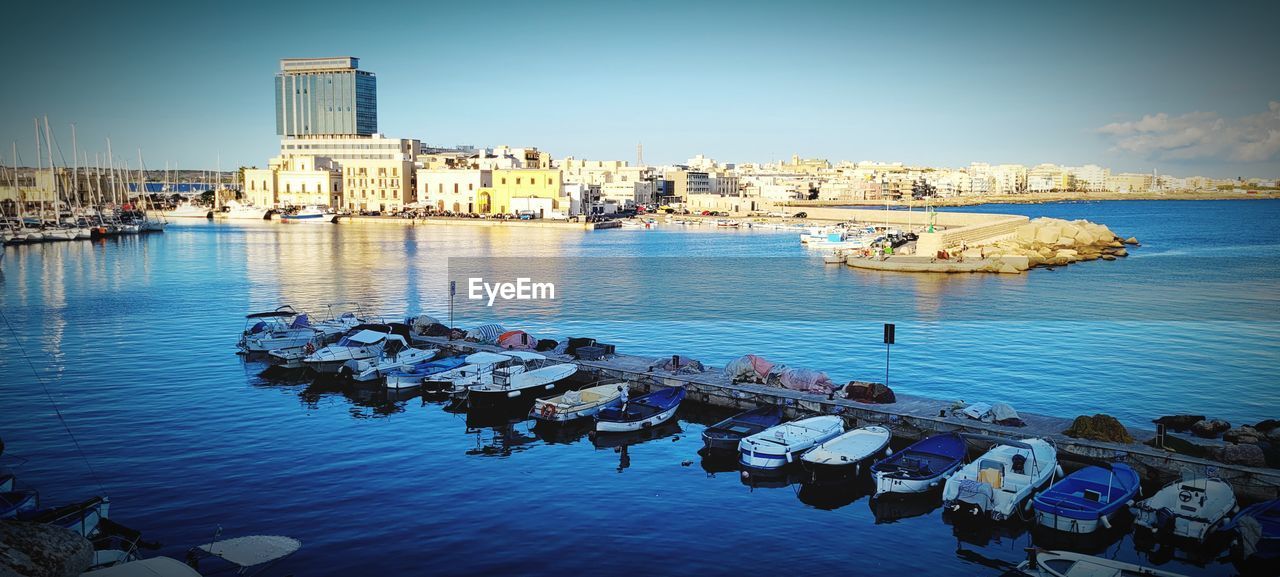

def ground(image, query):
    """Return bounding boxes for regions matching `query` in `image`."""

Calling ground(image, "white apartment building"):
[686,154,718,171]
[1066,164,1110,191]
[709,173,739,196]
[600,180,656,208]
[417,169,492,213]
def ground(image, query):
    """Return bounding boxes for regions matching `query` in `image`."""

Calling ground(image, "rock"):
[1056,236,1077,248]
[997,263,1021,274]
[1124,236,1140,245]
[1063,414,1135,443]
[1112,247,1128,257]
[1218,443,1266,467]
[1035,225,1062,245]
[1101,254,1116,261]
[0,521,94,577]
[1014,224,1037,243]
[1253,419,1280,433]
[1154,415,1206,431]
[1224,426,1263,445]
[1270,428,1280,443]
[1191,418,1231,438]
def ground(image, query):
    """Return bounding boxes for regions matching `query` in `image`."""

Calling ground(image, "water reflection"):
[591,420,682,473]
[796,477,873,510]
[464,423,538,458]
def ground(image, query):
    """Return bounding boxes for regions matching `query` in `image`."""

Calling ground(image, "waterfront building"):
[245,156,342,208]
[276,57,376,137]
[478,169,565,215]
[247,134,418,210]
[687,192,760,214]
[665,169,710,201]
[709,172,739,196]
[1027,164,1069,192]
[600,180,656,208]
[417,169,492,213]
[1107,173,1153,193]
[1066,164,1110,192]
[473,146,551,170]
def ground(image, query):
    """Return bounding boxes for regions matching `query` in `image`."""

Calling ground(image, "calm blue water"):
[1,200,1276,576]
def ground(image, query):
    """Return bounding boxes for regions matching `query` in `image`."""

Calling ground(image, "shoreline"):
[787,190,1280,209]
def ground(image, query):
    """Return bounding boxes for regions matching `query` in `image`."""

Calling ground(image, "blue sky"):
[2,0,1277,177]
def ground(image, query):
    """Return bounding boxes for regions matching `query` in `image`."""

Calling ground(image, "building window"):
[501,178,506,185]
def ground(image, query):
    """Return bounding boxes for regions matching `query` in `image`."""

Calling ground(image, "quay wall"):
[342,215,619,230]
[420,336,1280,501]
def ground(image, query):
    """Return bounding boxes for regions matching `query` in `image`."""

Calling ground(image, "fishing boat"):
[163,201,212,219]
[1032,463,1141,534]
[20,496,110,538]
[738,415,845,470]
[1131,475,1237,542]
[531,383,625,422]
[341,345,440,382]
[871,432,967,495]
[1220,498,1279,573]
[714,219,740,228]
[800,425,892,480]
[595,386,686,432]
[384,355,468,390]
[280,205,336,223]
[1014,548,1189,577]
[466,352,579,410]
[303,326,410,374]
[223,200,273,220]
[942,436,1059,522]
[0,490,39,519]
[701,405,784,454]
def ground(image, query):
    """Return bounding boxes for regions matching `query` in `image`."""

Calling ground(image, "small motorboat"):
[1015,548,1189,577]
[162,202,213,219]
[801,425,892,480]
[942,436,1059,522]
[532,383,625,422]
[738,415,845,470]
[429,351,517,390]
[1,490,39,519]
[462,352,579,410]
[87,535,301,577]
[1033,463,1140,534]
[595,387,686,433]
[384,355,468,390]
[871,432,967,495]
[20,496,110,538]
[1220,498,1279,573]
[1131,475,1238,542]
[341,345,439,382]
[281,205,336,223]
[83,557,202,577]
[303,325,410,374]
[701,405,784,454]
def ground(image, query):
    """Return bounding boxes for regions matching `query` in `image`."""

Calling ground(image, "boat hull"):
[596,404,679,433]
[469,383,559,410]
[1035,510,1107,534]
[873,463,962,495]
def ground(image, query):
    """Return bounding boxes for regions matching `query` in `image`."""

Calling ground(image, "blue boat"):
[19,496,110,537]
[596,387,686,433]
[1,490,39,519]
[701,405,784,453]
[1220,498,1279,572]
[385,355,468,390]
[1032,463,1140,534]
[870,432,967,495]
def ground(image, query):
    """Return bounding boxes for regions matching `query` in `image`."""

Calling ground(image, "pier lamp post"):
[883,323,895,387]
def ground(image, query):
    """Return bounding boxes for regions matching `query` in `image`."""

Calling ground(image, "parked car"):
[794,212,808,218]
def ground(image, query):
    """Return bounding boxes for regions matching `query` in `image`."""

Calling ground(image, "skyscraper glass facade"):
[275,57,377,137]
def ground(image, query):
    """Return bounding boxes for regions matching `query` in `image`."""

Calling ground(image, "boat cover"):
[498,330,537,350]
[83,557,202,577]
[466,324,506,344]
[347,330,389,344]
[464,352,513,365]
[409,314,442,333]
[777,368,836,394]
[956,479,995,510]
[289,314,310,329]
[724,354,777,383]
[659,355,705,374]
[197,535,302,567]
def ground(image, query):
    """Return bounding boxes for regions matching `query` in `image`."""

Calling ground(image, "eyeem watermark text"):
[468,277,556,306]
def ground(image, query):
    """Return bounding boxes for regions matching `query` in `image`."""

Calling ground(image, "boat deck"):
[414,336,1280,501]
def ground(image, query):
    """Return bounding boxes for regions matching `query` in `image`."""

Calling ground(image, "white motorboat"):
[531,383,625,422]
[942,436,1059,522]
[239,310,361,354]
[738,415,846,470]
[800,425,892,479]
[1131,475,1238,541]
[594,386,686,432]
[464,352,579,409]
[871,432,968,495]
[303,327,407,374]
[342,345,440,382]
[223,200,273,220]
[1015,549,1189,577]
[281,205,336,223]
[427,351,511,385]
[163,202,213,219]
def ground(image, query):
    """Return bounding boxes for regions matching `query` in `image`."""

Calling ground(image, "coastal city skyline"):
[2,0,1278,178]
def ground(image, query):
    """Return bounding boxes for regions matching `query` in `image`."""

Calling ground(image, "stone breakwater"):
[967,217,1139,272]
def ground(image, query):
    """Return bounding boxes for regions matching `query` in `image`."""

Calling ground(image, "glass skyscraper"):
[275,57,377,137]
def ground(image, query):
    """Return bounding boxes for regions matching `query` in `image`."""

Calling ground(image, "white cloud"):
[1098,101,1280,164]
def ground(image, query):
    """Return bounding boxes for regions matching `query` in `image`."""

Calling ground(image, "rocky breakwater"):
[965,217,1137,274]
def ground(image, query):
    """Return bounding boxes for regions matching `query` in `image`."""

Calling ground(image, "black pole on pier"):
[449,280,456,338]
[883,323,895,386]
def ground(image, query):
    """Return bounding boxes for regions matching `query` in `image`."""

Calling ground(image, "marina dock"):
[416,335,1280,501]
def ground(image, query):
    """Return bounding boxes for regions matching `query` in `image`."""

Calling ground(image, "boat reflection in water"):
[531,419,595,446]
[869,492,942,523]
[739,465,806,490]
[942,510,1030,549]
[797,477,873,511]
[1029,512,1131,555]
[464,422,539,458]
[590,420,681,473]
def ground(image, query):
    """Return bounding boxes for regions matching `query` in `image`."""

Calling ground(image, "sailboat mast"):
[43,117,59,225]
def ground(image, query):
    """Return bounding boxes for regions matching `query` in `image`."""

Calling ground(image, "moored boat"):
[1220,498,1279,573]
[941,436,1059,522]
[1131,475,1237,542]
[20,495,110,538]
[466,353,579,410]
[595,386,686,432]
[384,355,468,390]
[303,325,411,374]
[871,432,967,495]
[1032,463,1140,534]
[341,345,440,382]
[738,415,845,470]
[1015,548,1189,577]
[701,405,784,454]
[1,490,40,519]
[531,383,625,422]
[280,205,336,223]
[800,425,892,480]
[163,202,213,219]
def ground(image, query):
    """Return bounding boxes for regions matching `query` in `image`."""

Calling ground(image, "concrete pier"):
[417,335,1280,501]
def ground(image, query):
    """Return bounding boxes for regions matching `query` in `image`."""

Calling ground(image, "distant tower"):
[636,143,644,167]
[275,57,376,137]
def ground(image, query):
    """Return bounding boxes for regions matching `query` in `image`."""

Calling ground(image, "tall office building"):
[275,57,377,137]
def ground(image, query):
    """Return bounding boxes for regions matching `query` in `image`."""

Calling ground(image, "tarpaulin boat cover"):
[845,381,896,404]
[289,314,310,329]
[660,355,705,374]
[956,479,995,511]
[421,323,452,337]
[465,324,506,344]
[409,314,442,334]
[776,368,836,394]
[990,402,1020,423]
[724,354,777,383]
[535,339,559,352]
[498,330,537,350]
